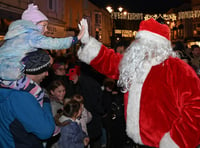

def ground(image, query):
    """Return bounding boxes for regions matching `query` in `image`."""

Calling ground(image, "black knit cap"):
[21,49,51,75]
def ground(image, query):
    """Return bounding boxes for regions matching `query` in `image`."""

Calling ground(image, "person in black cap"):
[22,50,51,84]
[0,49,55,147]
[1,49,51,106]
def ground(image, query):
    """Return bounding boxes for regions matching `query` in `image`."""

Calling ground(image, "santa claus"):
[77,18,200,148]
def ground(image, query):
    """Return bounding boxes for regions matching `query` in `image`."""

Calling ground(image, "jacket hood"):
[4,20,39,40]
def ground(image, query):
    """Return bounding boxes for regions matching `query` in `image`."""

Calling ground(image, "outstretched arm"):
[78,37,123,80]
[29,19,86,50]
[77,18,123,79]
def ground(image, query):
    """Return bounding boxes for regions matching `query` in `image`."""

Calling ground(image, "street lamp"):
[106,6,113,13]
[106,6,127,47]
[118,7,123,13]
[106,6,115,47]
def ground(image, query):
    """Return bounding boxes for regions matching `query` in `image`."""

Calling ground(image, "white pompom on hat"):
[21,3,48,24]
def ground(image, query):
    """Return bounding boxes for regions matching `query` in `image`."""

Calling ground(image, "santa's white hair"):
[118,30,177,92]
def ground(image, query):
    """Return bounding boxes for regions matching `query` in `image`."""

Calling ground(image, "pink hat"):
[21,3,48,24]
[137,18,170,41]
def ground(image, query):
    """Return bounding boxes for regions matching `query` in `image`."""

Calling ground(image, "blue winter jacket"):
[0,88,55,148]
[0,20,75,81]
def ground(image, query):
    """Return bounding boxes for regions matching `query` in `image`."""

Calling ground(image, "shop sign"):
[178,10,200,19]
[46,24,66,37]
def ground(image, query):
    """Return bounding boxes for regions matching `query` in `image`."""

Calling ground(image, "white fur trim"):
[126,81,143,144]
[136,31,171,46]
[77,37,102,64]
[126,63,152,145]
[59,115,73,122]
[160,132,179,148]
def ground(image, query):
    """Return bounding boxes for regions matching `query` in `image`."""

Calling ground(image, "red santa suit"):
[77,18,200,148]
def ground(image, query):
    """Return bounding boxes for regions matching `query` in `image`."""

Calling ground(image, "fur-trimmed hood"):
[4,20,40,40]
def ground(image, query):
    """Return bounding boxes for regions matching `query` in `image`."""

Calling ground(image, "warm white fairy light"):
[107,6,200,21]
[178,10,200,19]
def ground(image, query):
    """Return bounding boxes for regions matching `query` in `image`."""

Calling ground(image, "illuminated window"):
[95,12,102,26]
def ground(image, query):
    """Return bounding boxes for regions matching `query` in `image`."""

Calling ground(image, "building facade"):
[0,0,112,46]
[169,0,200,47]
[3,0,200,48]
[0,0,67,38]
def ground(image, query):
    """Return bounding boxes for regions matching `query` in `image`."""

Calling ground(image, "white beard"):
[117,36,176,92]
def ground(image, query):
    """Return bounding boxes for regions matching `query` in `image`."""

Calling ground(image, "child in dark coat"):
[58,99,89,148]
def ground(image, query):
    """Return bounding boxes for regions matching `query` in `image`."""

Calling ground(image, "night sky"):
[90,0,191,13]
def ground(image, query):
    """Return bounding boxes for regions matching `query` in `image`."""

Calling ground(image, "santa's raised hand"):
[78,18,90,44]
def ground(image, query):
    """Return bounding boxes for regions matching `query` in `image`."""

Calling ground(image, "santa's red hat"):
[136,18,170,42]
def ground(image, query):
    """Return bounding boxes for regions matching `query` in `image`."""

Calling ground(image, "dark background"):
[90,0,191,13]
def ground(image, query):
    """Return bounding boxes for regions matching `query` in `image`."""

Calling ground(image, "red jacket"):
[78,38,200,148]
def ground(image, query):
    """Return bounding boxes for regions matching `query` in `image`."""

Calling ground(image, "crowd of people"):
[0,2,200,148]
[172,41,200,77]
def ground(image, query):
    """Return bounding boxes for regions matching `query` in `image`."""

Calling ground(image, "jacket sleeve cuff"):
[72,36,78,44]
[77,37,102,64]
[159,132,179,148]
